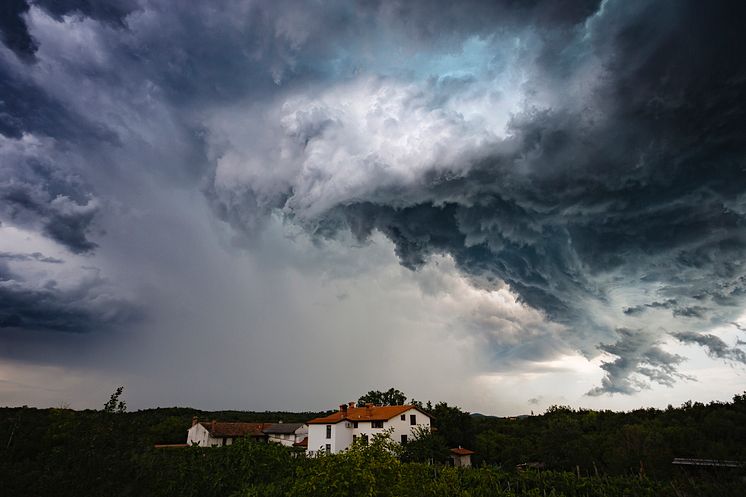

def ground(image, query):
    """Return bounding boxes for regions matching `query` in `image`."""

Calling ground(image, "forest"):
[1,389,745,496]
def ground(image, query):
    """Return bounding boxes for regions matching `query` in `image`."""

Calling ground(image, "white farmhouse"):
[263,422,308,447]
[186,417,272,447]
[306,402,432,455]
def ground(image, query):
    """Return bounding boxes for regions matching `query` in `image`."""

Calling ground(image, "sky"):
[0,0,745,416]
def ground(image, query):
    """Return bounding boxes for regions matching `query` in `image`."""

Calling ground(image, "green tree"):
[290,433,402,497]
[430,402,475,449]
[400,425,450,464]
[358,388,407,406]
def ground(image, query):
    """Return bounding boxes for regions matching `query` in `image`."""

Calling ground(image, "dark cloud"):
[1,0,746,397]
[275,0,746,393]
[0,0,36,59]
[587,329,690,396]
[0,61,121,142]
[0,261,139,333]
[673,331,746,365]
[0,0,136,59]
[0,158,99,254]
[0,251,63,263]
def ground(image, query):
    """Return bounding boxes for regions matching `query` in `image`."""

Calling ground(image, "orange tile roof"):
[450,447,476,456]
[200,421,273,437]
[307,404,427,424]
[293,436,308,447]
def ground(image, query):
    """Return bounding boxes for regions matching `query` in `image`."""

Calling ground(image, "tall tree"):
[430,402,474,449]
[357,388,407,406]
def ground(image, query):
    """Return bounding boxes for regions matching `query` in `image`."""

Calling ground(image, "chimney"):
[192,416,198,427]
[348,401,355,409]
[365,403,373,414]
[339,404,347,413]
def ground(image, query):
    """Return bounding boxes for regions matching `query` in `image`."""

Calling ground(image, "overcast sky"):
[1,0,745,415]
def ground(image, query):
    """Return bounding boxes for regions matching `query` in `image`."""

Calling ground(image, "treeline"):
[434,394,746,480]
[1,394,745,496]
[389,393,746,479]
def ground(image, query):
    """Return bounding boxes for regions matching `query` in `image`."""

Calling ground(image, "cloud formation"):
[0,258,138,333]
[204,1,746,393]
[0,134,100,253]
[1,0,745,401]
[673,331,746,365]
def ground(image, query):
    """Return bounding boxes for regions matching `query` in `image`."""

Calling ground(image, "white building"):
[263,422,308,447]
[306,402,432,455]
[186,418,272,447]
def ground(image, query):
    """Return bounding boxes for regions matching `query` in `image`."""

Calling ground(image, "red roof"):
[307,404,428,424]
[200,421,273,437]
[293,437,308,447]
[450,447,476,456]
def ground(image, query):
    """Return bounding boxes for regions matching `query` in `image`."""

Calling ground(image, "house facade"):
[186,418,272,447]
[306,403,432,455]
[263,422,308,447]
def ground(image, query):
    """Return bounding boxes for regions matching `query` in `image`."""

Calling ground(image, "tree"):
[103,386,127,413]
[400,425,450,464]
[357,388,407,406]
[430,402,474,449]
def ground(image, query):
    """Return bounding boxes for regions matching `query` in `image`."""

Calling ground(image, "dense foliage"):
[357,388,407,406]
[1,394,745,496]
[471,395,746,480]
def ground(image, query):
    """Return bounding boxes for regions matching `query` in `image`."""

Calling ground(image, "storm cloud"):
[206,0,746,393]
[1,0,745,405]
[673,331,746,365]
[0,258,138,333]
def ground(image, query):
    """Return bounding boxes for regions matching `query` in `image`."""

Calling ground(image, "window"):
[400,414,406,421]
[353,435,357,442]
[372,420,384,428]
[410,414,416,425]
[400,434,408,443]
[353,421,358,428]
[361,434,369,445]
[326,425,332,439]
[325,444,331,453]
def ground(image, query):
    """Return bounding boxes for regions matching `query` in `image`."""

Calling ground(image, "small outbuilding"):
[450,447,476,467]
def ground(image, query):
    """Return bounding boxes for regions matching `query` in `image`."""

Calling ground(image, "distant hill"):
[469,412,498,419]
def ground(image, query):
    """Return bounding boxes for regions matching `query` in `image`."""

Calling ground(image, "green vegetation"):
[1,392,745,496]
[357,388,408,406]
[471,395,746,480]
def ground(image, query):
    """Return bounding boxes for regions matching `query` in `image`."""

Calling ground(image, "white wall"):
[307,422,333,455]
[268,432,301,447]
[187,423,216,446]
[186,423,231,447]
[334,421,354,452]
